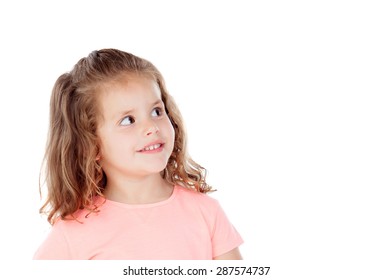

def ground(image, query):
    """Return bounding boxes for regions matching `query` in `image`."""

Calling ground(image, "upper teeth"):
[143,144,161,151]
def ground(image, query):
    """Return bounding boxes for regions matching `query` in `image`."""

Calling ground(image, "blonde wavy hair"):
[40,48,211,224]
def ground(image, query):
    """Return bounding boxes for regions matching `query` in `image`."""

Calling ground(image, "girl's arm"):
[213,247,242,260]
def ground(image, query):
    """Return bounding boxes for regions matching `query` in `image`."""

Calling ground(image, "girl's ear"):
[95,145,101,161]
[95,154,101,161]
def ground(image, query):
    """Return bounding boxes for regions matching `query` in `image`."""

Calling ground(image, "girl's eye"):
[120,116,135,126]
[152,107,163,117]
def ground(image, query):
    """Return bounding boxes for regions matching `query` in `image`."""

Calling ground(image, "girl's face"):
[96,75,175,182]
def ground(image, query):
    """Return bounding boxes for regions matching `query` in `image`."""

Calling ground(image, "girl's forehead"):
[98,75,163,114]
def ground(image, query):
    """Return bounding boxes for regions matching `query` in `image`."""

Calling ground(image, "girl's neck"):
[103,174,173,205]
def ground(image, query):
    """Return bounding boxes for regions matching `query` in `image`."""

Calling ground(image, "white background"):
[0,0,391,279]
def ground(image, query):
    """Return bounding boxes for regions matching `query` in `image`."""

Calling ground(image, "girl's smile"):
[137,140,165,153]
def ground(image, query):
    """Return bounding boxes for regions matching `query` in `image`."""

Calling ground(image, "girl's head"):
[41,49,210,224]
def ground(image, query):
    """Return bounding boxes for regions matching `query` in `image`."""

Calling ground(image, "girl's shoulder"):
[174,185,220,210]
[52,196,106,227]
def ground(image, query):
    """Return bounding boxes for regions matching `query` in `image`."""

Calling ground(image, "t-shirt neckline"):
[101,185,178,209]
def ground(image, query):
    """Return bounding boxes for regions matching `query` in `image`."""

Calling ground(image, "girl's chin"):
[134,165,168,177]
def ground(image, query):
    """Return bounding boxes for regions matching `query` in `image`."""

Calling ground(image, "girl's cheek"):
[161,116,173,129]
[167,118,176,135]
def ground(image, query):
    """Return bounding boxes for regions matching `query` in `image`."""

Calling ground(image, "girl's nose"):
[145,121,159,136]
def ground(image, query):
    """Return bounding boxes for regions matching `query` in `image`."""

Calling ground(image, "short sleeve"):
[33,222,72,260]
[211,201,243,258]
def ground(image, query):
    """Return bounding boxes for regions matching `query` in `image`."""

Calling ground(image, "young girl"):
[34,48,243,260]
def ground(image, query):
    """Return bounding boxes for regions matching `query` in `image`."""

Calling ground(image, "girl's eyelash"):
[120,115,135,126]
[152,106,165,116]
[119,106,164,126]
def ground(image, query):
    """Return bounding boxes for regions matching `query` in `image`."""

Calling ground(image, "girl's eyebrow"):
[151,99,164,107]
[118,109,134,118]
[117,100,163,117]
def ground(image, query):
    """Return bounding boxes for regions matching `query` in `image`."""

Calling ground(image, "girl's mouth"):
[137,142,164,153]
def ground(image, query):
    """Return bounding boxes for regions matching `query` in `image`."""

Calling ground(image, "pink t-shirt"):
[33,185,243,260]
